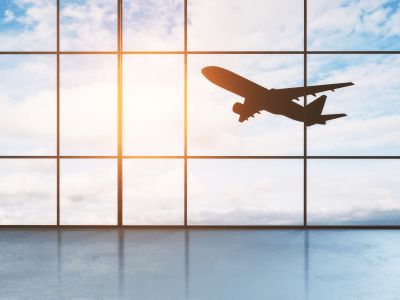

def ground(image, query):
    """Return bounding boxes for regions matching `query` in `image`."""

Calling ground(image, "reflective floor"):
[0,229,399,299]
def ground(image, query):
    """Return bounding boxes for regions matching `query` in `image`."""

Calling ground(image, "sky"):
[0,0,400,225]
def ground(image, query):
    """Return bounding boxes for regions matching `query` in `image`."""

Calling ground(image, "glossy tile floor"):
[0,229,399,299]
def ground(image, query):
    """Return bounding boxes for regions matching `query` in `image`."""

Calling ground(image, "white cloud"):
[60,83,117,155]
[359,6,391,35]
[0,159,56,225]
[60,55,117,155]
[308,0,400,50]
[188,159,304,225]
[0,91,56,140]
[123,55,184,156]
[60,0,117,51]
[384,5,400,36]
[4,10,15,23]
[123,159,184,225]
[3,158,56,173]
[60,159,117,225]
[0,56,56,155]
[188,0,303,51]
[218,185,247,204]
[309,116,400,153]
[187,169,205,199]
[0,55,56,100]
[0,172,53,204]
[308,160,400,225]
[189,207,303,225]
[123,0,184,51]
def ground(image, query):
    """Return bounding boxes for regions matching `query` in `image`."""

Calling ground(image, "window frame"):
[1,0,399,229]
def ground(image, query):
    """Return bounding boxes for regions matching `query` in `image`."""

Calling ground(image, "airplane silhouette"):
[202,66,354,126]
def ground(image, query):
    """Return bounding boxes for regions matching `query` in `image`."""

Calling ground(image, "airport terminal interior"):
[1,0,400,298]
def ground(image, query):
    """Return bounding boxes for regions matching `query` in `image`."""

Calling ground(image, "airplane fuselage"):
[261,92,304,122]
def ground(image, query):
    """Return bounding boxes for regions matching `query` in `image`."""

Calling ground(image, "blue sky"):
[308,0,400,50]
[0,0,33,32]
[1,0,400,225]
[0,0,56,51]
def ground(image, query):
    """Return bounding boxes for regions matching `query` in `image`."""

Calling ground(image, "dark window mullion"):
[118,0,123,226]
[184,0,188,227]
[57,0,60,226]
[304,0,308,227]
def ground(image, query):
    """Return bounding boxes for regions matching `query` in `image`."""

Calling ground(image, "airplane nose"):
[202,66,220,83]
[201,67,212,77]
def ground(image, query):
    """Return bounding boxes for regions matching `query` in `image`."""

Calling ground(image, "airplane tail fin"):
[305,95,346,126]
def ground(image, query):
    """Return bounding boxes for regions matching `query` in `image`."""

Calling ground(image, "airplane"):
[202,66,354,126]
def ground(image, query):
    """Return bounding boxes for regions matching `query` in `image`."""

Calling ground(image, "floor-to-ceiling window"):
[0,0,399,226]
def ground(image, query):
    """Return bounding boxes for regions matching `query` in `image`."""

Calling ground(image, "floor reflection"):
[185,230,189,300]
[118,229,124,299]
[305,230,309,299]
[1,229,399,299]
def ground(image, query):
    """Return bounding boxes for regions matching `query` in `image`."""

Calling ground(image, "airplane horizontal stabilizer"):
[305,95,346,126]
[318,113,347,124]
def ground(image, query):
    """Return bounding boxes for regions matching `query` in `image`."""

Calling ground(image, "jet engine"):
[232,102,244,115]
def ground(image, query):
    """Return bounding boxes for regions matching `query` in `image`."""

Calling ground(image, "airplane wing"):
[276,82,354,101]
[203,67,354,102]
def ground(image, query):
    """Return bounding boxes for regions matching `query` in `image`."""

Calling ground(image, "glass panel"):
[0,159,57,225]
[188,159,303,225]
[308,159,400,225]
[0,55,56,155]
[188,0,303,51]
[123,55,184,156]
[308,54,400,156]
[60,0,118,51]
[123,159,184,225]
[123,0,184,51]
[0,0,56,51]
[60,159,117,225]
[60,55,117,156]
[188,54,304,156]
[308,0,400,51]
